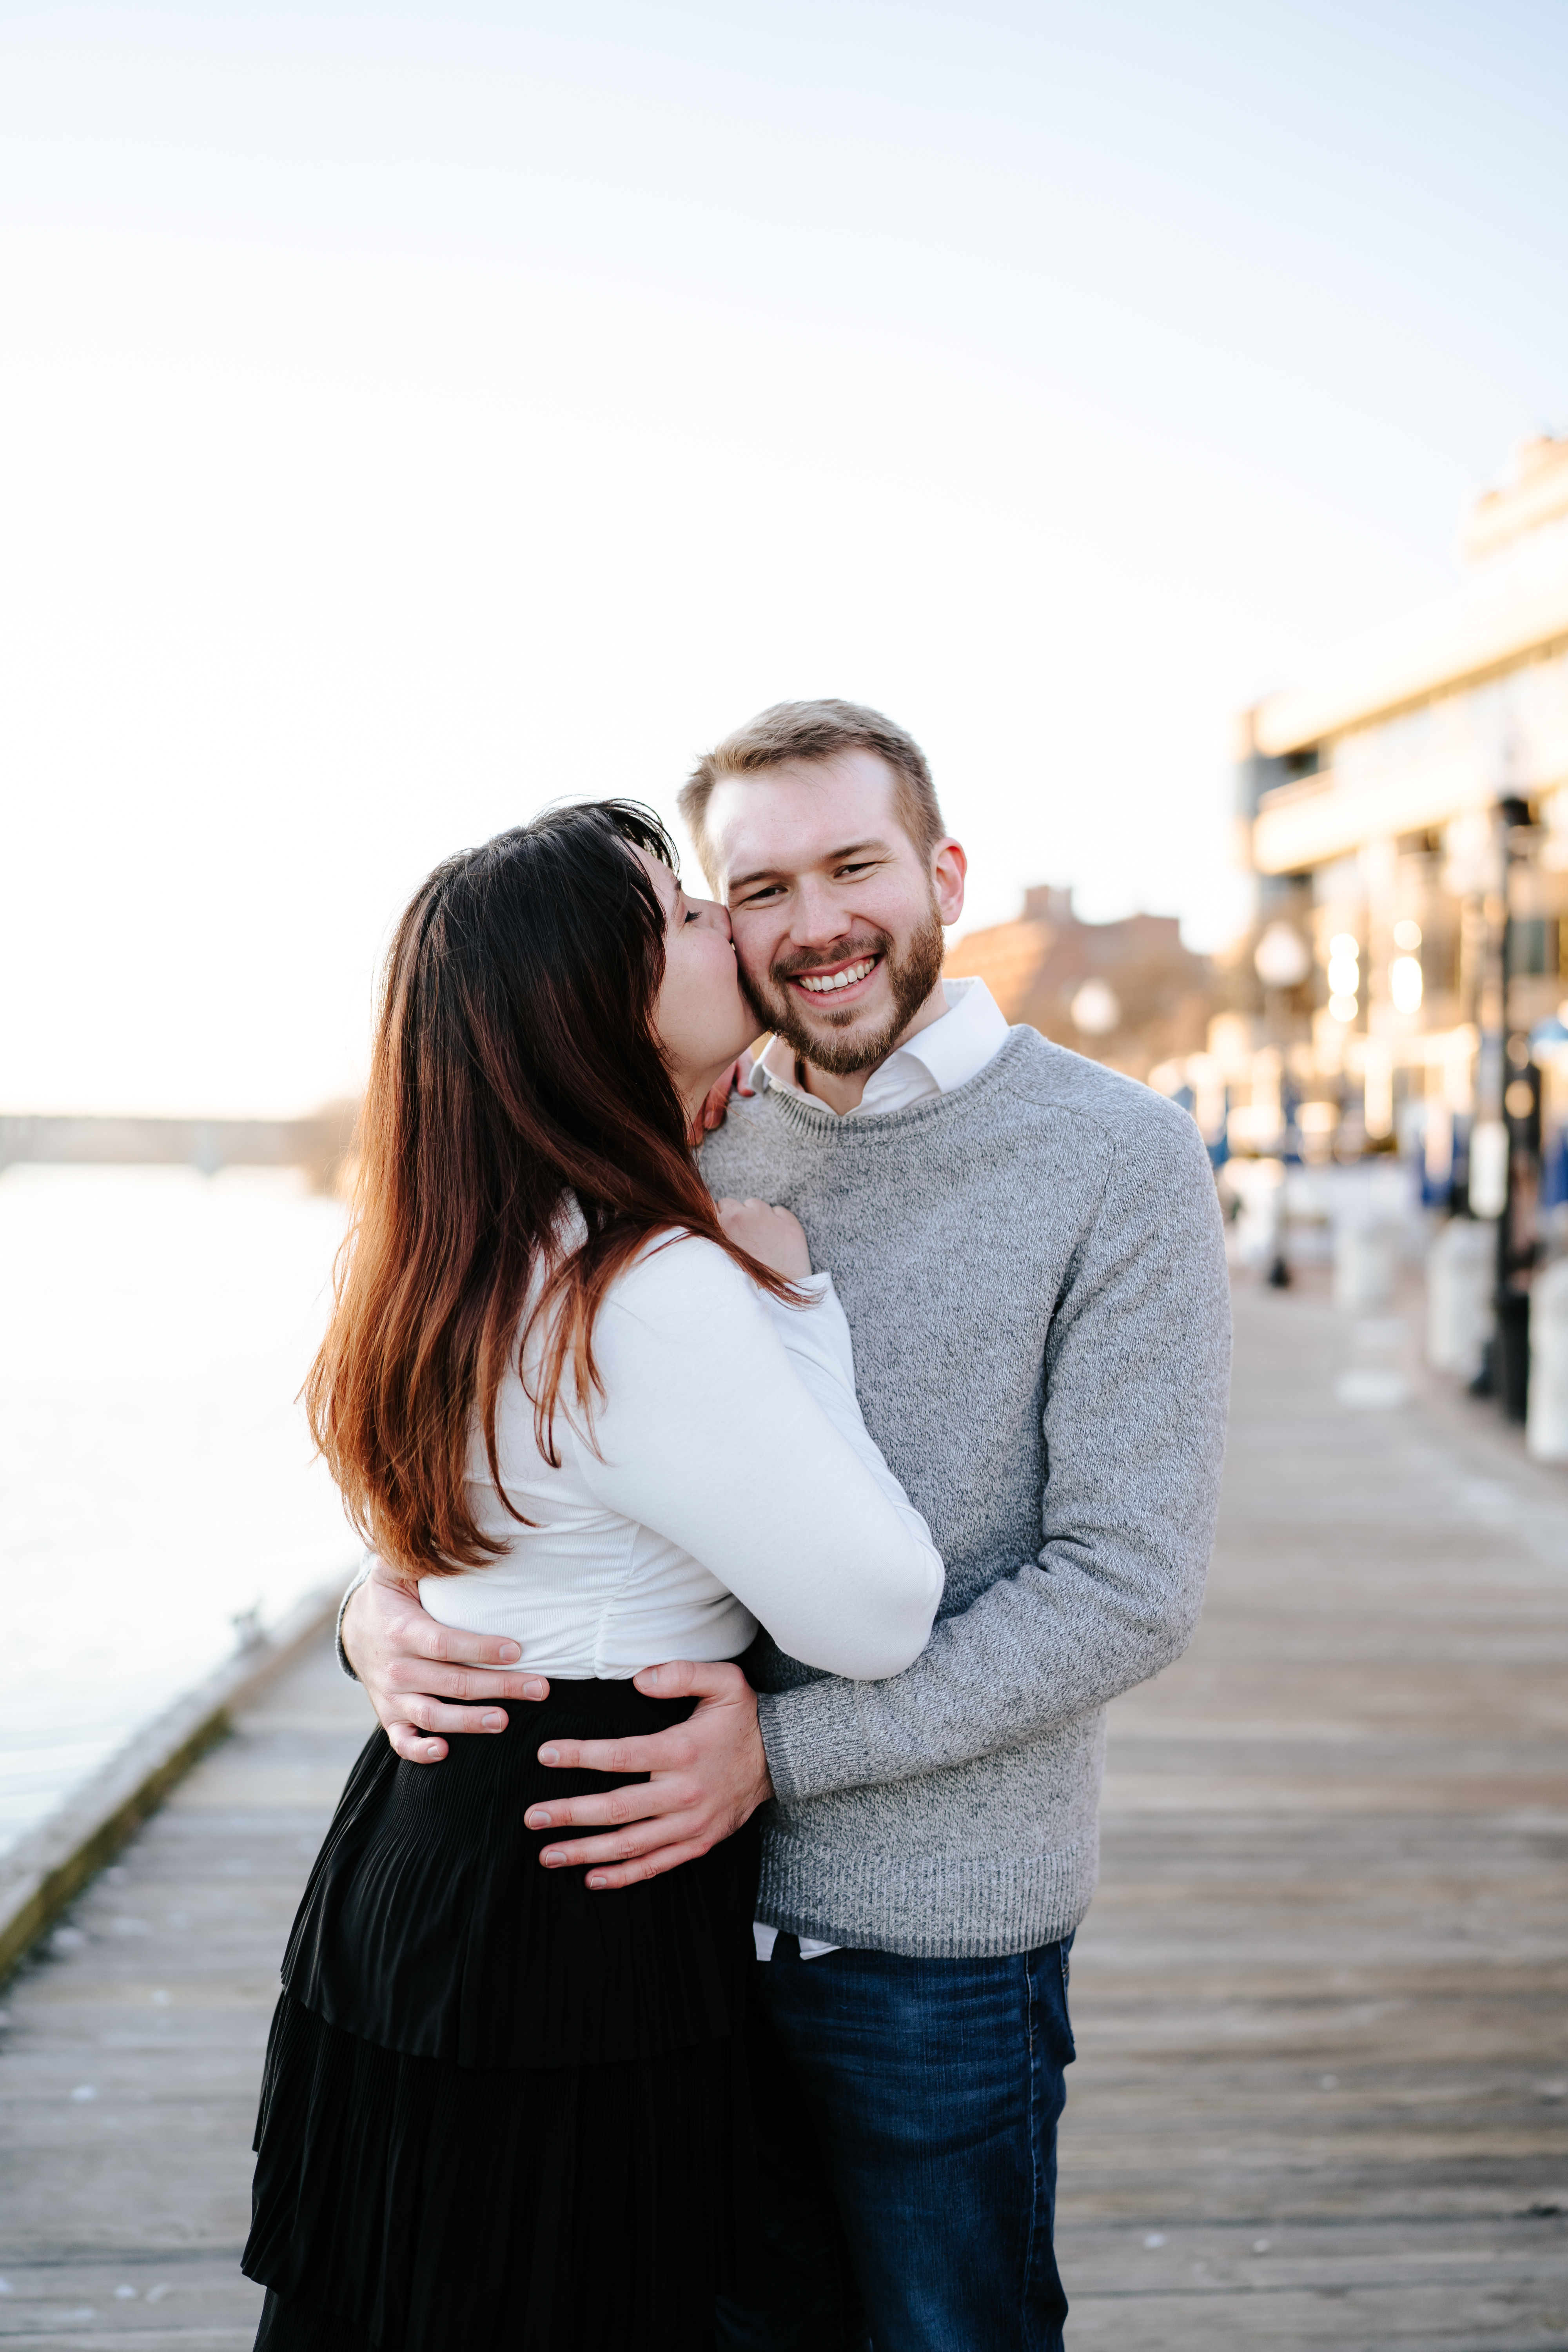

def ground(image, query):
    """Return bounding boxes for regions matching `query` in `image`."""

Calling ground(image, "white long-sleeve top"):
[420,1234,944,1682]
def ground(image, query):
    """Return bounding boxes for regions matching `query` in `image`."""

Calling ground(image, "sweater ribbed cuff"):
[335,1556,374,1681]
[755,1686,831,1806]
[756,1681,927,1807]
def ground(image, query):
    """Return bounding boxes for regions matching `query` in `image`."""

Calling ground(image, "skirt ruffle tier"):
[243,1679,761,2352]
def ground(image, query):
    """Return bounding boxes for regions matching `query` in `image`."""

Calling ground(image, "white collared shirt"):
[757,975,1011,1119]
[750,975,1010,1966]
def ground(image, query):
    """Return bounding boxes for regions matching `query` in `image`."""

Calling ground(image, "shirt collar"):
[757,975,1009,1111]
[890,975,1009,1094]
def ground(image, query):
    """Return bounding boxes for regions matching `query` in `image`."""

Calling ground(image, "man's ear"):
[932,838,967,928]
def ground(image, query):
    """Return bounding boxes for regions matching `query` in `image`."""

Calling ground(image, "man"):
[340,699,1231,2348]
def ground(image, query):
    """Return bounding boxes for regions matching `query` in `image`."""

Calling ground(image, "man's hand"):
[695,1049,758,1137]
[523,1659,773,1889]
[342,1564,550,1763]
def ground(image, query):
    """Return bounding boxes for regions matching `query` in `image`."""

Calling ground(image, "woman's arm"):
[761,1274,924,1514]
[572,1238,944,1680]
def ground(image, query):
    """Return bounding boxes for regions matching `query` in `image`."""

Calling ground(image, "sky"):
[3,0,1566,1115]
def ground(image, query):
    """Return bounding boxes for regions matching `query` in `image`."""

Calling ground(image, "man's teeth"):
[797,958,877,995]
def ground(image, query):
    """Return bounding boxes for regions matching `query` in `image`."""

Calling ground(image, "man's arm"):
[531,1108,1230,1880]
[755,1110,1230,1802]
[341,1562,551,1762]
[334,1557,374,1676]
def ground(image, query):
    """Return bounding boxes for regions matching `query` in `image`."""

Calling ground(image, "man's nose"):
[788,877,852,947]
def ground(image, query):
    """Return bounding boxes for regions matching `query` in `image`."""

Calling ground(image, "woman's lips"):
[788,954,883,1003]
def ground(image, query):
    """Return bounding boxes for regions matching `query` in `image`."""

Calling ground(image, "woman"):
[243,801,943,2351]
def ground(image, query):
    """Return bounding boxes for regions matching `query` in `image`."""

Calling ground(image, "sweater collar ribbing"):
[751,1024,1038,1139]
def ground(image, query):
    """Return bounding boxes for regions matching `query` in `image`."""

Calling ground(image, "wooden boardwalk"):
[0,1274,1565,2347]
[0,1643,374,2347]
[1058,1274,1568,2347]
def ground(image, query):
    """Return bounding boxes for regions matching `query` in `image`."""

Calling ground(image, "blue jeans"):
[716,1935,1074,2352]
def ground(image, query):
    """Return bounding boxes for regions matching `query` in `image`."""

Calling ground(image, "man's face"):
[706,749,967,1076]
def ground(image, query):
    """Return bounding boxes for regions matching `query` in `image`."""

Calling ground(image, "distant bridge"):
[0,1104,359,1192]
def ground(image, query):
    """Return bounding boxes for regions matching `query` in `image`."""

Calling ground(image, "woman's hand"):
[716,1196,811,1280]
[695,1050,757,1135]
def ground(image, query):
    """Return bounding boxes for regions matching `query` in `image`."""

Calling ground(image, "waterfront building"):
[1211,431,1568,1412]
[1224,433,1568,1174]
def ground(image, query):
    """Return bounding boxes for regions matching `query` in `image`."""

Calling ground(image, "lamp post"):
[1495,797,1543,1420]
[1253,918,1312,1287]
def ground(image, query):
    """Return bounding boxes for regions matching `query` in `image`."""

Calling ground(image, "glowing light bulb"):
[1390,955,1423,1014]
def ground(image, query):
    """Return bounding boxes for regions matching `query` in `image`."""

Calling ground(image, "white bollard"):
[1226,1157,1286,1272]
[1526,1257,1568,1461]
[1426,1218,1495,1380]
[1468,1119,1509,1220]
[1334,1220,1394,1313]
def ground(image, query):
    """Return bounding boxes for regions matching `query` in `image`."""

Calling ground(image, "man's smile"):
[786,953,884,1002]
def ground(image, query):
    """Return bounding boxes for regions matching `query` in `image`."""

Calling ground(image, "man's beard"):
[743,903,947,1079]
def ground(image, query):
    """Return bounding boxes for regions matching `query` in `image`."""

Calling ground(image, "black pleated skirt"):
[243,1679,761,2352]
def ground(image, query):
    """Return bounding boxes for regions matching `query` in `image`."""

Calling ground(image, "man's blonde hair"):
[679,699,946,888]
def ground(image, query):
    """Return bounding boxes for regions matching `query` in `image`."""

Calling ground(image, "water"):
[0,1165,361,1858]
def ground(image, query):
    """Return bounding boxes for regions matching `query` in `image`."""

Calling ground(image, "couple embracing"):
[243,700,1230,2351]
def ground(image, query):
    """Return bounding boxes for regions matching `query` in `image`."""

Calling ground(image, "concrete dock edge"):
[0,1582,345,1987]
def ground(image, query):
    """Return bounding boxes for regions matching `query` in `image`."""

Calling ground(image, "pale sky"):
[4,0,1565,1115]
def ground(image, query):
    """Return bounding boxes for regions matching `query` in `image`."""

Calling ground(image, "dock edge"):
[0,1583,346,1988]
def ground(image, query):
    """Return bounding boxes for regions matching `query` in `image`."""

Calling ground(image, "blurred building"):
[944,885,1216,1082]
[1203,431,1568,1413]
[1216,432,1568,1172]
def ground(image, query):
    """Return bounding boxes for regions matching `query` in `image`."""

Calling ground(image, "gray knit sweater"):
[699,1025,1230,1959]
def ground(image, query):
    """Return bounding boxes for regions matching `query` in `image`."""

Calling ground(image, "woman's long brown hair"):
[305,800,792,1578]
